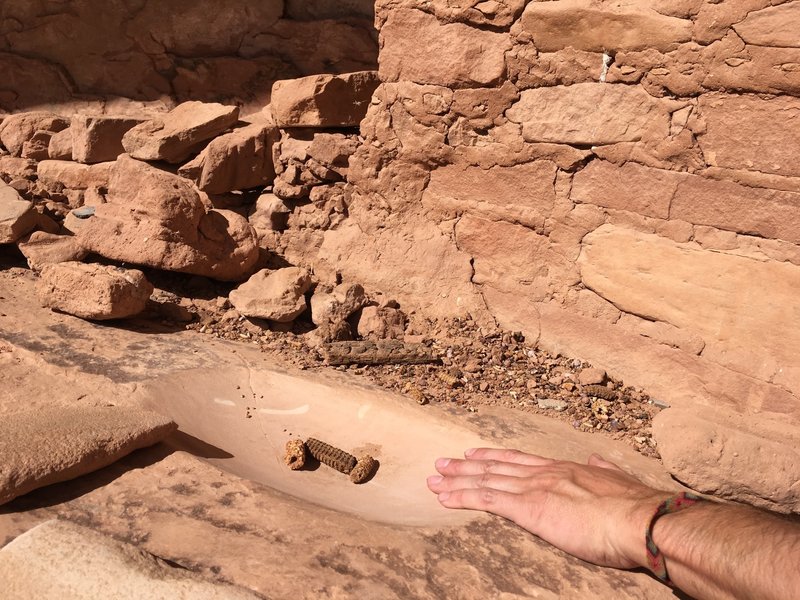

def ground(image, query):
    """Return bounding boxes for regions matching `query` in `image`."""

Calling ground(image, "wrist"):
[618,492,675,570]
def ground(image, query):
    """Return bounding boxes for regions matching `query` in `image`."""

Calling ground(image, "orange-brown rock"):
[270,71,380,128]
[47,128,73,161]
[0,520,264,599]
[0,112,69,156]
[37,160,114,191]
[229,267,312,322]
[122,102,240,164]
[178,121,278,194]
[355,305,407,340]
[17,232,88,271]
[72,115,145,164]
[0,183,38,244]
[38,262,154,321]
[76,155,258,281]
[0,404,175,506]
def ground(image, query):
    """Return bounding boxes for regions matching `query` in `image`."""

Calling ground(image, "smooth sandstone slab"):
[653,406,800,514]
[0,405,176,505]
[72,115,145,164]
[37,160,114,190]
[0,520,262,599]
[732,2,800,48]
[579,225,800,394]
[229,267,312,322]
[17,231,88,271]
[506,83,668,145]
[517,0,692,52]
[0,183,37,243]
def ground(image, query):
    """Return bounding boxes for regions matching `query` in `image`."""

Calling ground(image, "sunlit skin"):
[427,448,800,600]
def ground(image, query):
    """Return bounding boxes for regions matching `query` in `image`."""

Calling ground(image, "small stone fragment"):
[284,438,307,470]
[537,398,568,411]
[350,455,378,484]
[578,367,607,386]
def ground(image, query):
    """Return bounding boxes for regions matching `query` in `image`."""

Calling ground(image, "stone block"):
[0,183,37,243]
[72,115,145,164]
[17,231,88,271]
[0,112,69,156]
[271,71,380,128]
[37,160,114,191]
[229,267,312,322]
[732,2,800,48]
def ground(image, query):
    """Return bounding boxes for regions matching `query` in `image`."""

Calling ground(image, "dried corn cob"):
[350,455,378,484]
[306,437,357,475]
[583,385,617,401]
[284,439,307,470]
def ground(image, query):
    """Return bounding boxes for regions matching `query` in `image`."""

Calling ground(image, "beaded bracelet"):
[646,492,704,585]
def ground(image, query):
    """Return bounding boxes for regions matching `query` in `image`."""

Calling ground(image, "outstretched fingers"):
[427,472,530,495]
[434,457,541,479]
[464,448,554,466]
[435,487,522,521]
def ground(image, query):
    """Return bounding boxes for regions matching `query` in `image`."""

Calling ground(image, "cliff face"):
[0,0,377,113]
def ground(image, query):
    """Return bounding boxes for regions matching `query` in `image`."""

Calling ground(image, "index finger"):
[465,448,554,466]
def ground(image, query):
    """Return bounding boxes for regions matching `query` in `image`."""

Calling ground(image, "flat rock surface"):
[0,403,176,505]
[0,520,262,599]
[0,266,678,599]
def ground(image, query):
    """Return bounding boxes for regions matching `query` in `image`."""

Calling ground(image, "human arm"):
[426,448,800,600]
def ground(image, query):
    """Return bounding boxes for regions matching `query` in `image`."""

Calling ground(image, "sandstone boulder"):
[248,193,291,238]
[72,115,145,163]
[229,267,312,322]
[653,406,800,514]
[355,305,407,340]
[37,160,114,191]
[76,155,259,281]
[17,231,88,271]
[0,156,37,179]
[0,111,69,156]
[0,520,263,599]
[122,101,239,164]
[0,183,38,243]
[47,128,73,160]
[311,282,369,326]
[38,262,154,320]
[0,404,176,506]
[271,71,380,128]
[178,121,278,194]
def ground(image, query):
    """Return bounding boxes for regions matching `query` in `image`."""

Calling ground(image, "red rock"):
[0,183,38,243]
[506,83,669,145]
[653,405,800,514]
[37,160,114,191]
[271,72,380,128]
[732,2,800,48]
[229,267,312,322]
[122,101,240,164]
[72,115,145,164]
[0,112,69,156]
[20,130,53,160]
[0,156,37,179]
[577,367,607,386]
[355,305,407,340]
[17,232,88,271]
[248,193,291,238]
[516,1,692,52]
[310,283,369,327]
[47,128,73,161]
[38,262,154,321]
[76,155,258,281]
[178,121,278,194]
[379,9,510,86]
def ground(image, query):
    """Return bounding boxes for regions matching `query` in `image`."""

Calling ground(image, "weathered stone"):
[571,160,683,219]
[0,520,263,599]
[579,225,800,394]
[423,161,557,228]
[355,305,407,340]
[47,128,73,160]
[20,130,53,160]
[577,367,607,386]
[310,283,369,326]
[248,193,291,240]
[271,72,380,128]
[515,1,692,52]
[38,262,154,321]
[0,156,37,179]
[72,115,145,164]
[653,406,800,514]
[0,183,38,243]
[0,112,69,156]
[670,175,800,245]
[537,398,568,411]
[17,232,88,271]
[506,83,669,145]
[732,3,800,48]
[0,404,175,505]
[229,267,312,322]
[76,156,258,281]
[37,160,114,191]
[122,101,239,164]
[379,9,510,87]
[178,121,278,193]
[697,93,800,178]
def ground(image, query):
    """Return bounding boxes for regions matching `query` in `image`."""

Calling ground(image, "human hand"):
[426,448,672,569]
